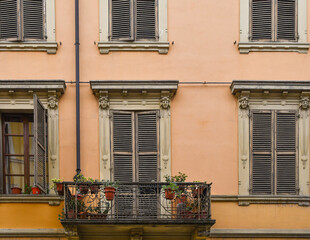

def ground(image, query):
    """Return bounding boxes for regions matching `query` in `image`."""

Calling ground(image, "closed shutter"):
[251,0,272,41]
[111,0,134,40]
[276,0,296,41]
[136,0,156,40]
[276,112,297,194]
[251,112,273,194]
[22,0,44,40]
[111,111,134,218]
[34,94,48,193]
[0,0,18,40]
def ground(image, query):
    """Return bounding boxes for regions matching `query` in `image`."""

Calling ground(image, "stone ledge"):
[238,42,310,54]
[0,42,58,54]
[0,228,65,237]
[210,229,310,238]
[98,41,170,54]
[212,195,310,206]
[0,195,63,206]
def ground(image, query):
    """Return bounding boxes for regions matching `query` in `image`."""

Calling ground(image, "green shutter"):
[251,0,272,41]
[34,94,48,193]
[276,0,296,41]
[111,0,134,40]
[251,112,273,194]
[0,0,18,40]
[22,0,44,40]
[276,112,297,194]
[136,0,156,40]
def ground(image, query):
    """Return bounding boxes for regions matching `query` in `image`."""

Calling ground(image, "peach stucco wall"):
[0,0,309,204]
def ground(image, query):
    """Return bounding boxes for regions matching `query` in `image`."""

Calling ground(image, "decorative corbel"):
[300,96,309,111]
[98,91,110,110]
[64,225,79,240]
[160,96,170,109]
[47,96,58,109]
[238,96,249,110]
[130,228,143,240]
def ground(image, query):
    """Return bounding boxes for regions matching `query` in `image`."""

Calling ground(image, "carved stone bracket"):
[64,225,79,239]
[99,96,109,109]
[130,228,143,240]
[47,96,58,109]
[300,96,310,110]
[160,96,170,109]
[239,96,249,110]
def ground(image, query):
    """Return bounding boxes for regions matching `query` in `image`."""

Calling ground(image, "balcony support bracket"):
[130,228,143,240]
[64,225,79,240]
[192,227,210,240]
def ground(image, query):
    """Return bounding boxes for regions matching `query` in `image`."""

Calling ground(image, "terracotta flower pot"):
[90,184,100,194]
[67,210,76,219]
[11,187,22,194]
[104,187,116,201]
[32,186,41,194]
[56,182,64,196]
[79,184,89,194]
[165,188,175,200]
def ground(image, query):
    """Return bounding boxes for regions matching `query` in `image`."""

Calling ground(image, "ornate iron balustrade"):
[61,182,213,224]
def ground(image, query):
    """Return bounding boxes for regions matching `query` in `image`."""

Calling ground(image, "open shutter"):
[111,111,134,218]
[111,0,134,40]
[0,0,18,40]
[251,112,273,194]
[136,0,157,40]
[251,0,272,41]
[276,0,296,41]
[22,0,44,40]
[34,94,47,193]
[276,112,297,194]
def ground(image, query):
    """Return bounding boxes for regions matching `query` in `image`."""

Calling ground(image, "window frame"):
[0,0,57,54]
[98,0,169,54]
[239,0,309,53]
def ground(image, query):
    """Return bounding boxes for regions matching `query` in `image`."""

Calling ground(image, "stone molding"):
[0,228,66,238]
[0,42,58,54]
[98,42,170,54]
[238,42,310,54]
[0,195,63,206]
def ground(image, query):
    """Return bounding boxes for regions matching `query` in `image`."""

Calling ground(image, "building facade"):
[0,0,310,239]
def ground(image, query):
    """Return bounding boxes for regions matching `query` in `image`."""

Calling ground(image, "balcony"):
[60,182,215,239]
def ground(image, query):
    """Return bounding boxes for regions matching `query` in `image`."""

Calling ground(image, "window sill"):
[0,194,63,206]
[238,42,310,54]
[98,41,170,54]
[0,42,58,54]
[212,195,310,206]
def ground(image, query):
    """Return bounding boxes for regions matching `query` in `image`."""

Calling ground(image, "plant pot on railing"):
[164,188,175,200]
[78,184,89,195]
[32,186,41,194]
[55,183,64,196]
[104,187,116,201]
[90,184,100,194]
[11,187,22,194]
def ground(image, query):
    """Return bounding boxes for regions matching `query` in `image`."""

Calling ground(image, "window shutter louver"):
[136,0,156,40]
[34,94,48,193]
[251,0,272,41]
[276,0,296,41]
[276,112,297,194]
[0,0,18,40]
[23,0,44,40]
[251,112,273,194]
[111,0,134,40]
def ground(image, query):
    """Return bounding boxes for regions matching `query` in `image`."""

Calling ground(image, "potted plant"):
[67,198,86,219]
[51,178,64,196]
[74,174,89,194]
[87,205,109,219]
[11,186,22,194]
[24,184,32,194]
[32,185,41,194]
[88,177,100,194]
[162,182,178,200]
[103,180,119,201]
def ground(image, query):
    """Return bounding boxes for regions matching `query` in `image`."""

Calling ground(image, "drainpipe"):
[74,0,81,178]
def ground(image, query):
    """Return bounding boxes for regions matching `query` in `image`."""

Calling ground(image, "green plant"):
[58,209,65,220]
[74,174,87,183]
[164,172,188,183]
[68,198,86,212]
[50,178,64,189]
[102,180,119,189]
[24,184,32,194]
[162,182,179,191]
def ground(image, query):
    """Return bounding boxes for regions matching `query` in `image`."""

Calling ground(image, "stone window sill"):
[0,42,58,54]
[212,195,310,206]
[238,42,310,54]
[98,41,170,54]
[0,194,63,206]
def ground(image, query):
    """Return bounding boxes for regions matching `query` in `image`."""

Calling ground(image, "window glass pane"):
[4,121,23,135]
[5,156,24,175]
[29,121,34,135]
[29,155,34,175]
[30,176,34,189]
[6,176,24,194]
[29,137,34,155]
[5,136,24,155]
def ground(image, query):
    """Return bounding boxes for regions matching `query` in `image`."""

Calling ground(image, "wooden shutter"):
[251,112,273,194]
[34,94,47,193]
[276,0,296,41]
[136,0,157,40]
[0,0,18,40]
[111,0,134,40]
[22,0,44,40]
[275,112,297,194]
[251,0,272,41]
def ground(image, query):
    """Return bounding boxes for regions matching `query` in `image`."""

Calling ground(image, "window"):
[239,0,309,53]
[0,0,57,53]
[231,80,310,199]
[250,110,297,195]
[1,95,48,194]
[98,0,169,54]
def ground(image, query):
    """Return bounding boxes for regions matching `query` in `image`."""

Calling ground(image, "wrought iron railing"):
[61,182,213,223]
